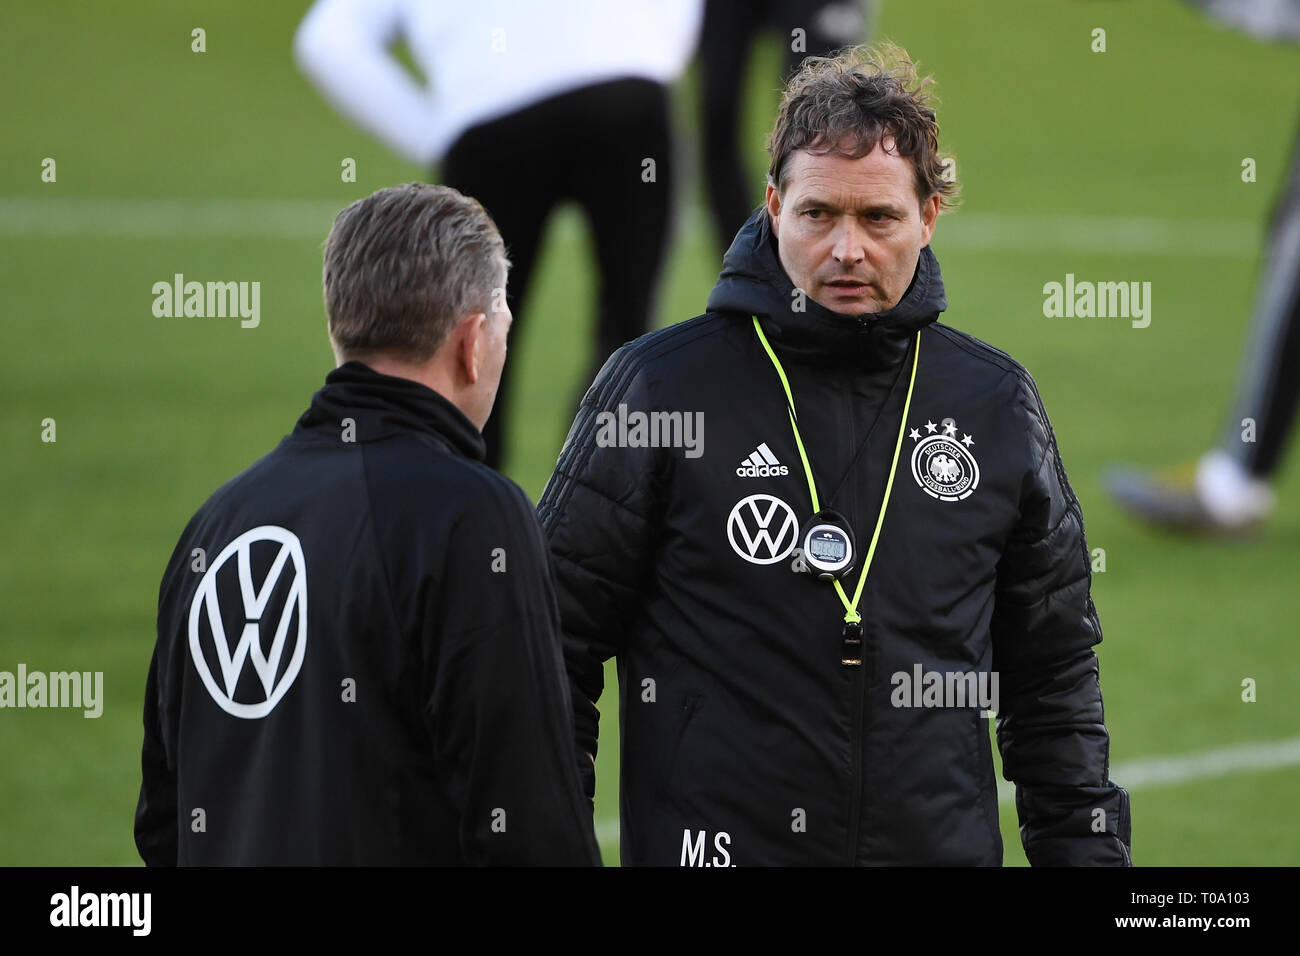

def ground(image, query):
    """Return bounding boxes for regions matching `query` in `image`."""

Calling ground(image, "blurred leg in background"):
[1106,3,1300,533]
[699,0,873,254]
[442,79,677,470]
[440,99,563,471]
[569,79,676,400]
[1107,125,1299,532]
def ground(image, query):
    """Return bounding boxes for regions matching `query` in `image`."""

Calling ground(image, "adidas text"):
[736,464,789,477]
[736,442,789,478]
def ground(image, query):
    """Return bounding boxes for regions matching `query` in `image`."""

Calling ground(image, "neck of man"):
[344,351,480,428]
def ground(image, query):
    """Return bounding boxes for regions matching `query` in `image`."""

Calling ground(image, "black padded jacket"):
[538,208,1132,866]
[136,363,600,865]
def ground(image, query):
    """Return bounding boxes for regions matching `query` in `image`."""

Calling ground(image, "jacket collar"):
[294,361,486,461]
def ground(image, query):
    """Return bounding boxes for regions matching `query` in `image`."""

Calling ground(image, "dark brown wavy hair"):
[767,42,959,210]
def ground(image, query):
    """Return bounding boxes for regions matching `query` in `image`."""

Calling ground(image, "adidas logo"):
[736,442,790,478]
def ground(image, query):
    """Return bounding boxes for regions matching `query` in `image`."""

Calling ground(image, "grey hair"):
[323,183,509,362]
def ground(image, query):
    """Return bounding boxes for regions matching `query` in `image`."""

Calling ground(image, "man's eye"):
[804,209,824,219]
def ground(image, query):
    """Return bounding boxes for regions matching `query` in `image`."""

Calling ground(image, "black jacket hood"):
[705,206,948,369]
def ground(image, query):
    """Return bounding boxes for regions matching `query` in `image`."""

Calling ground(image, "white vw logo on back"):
[727,493,798,564]
[188,525,308,719]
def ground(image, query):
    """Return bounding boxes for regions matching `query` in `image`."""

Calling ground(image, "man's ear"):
[919,193,941,247]
[765,181,781,239]
[455,311,487,386]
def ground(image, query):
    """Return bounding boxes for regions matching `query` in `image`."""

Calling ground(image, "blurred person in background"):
[295,0,703,471]
[698,0,875,253]
[1106,0,1300,532]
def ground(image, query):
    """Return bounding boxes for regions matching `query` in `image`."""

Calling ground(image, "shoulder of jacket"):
[457,460,536,519]
[926,322,1029,378]
[927,324,1046,410]
[926,322,1057,465]
[589,314,734,401]
[368,436,533,521]
[618,313,732,363]
[186,442,282,522]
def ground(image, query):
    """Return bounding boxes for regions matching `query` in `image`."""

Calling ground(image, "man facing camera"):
[540,45,1131,866]
[136,183,599,865]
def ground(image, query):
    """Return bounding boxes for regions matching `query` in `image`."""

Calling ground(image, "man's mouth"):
[826,279,870,293]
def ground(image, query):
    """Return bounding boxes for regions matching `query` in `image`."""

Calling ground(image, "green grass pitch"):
[1,0,1297,865]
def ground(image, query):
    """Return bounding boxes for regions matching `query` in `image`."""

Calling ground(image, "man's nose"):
[831,218,868,265]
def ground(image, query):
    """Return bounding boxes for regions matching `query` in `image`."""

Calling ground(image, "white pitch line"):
[0,196,1263,257]
[593,735,1300,847]
[1069,733,1300,798]
[0,197,344,240]
[935,212,1259,258]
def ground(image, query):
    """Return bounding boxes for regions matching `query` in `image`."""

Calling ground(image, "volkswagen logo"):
[188,525,308,719]
[727,494,798,564]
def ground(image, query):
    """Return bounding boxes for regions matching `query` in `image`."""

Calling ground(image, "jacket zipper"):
[847,661,866,865]
[843,370,865,866]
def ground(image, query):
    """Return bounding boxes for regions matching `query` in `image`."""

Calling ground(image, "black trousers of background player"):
[699,0,870,253]
[442,78,674,470]
[1222,121,1300,479]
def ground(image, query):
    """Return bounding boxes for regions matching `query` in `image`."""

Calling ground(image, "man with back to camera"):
[135,183,600,866]
[539,45,1132,866]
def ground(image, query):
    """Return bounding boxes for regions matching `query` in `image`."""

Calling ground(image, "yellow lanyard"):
[751,316,920,626]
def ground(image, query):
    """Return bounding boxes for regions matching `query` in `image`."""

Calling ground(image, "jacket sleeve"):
[991,374,1132,867]
[423,476,601,866]
[536,347,664,803]
[135,532,197,867]
[134,644,178,866]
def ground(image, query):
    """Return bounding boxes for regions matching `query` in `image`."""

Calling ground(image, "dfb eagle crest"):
[908,418,980,502]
